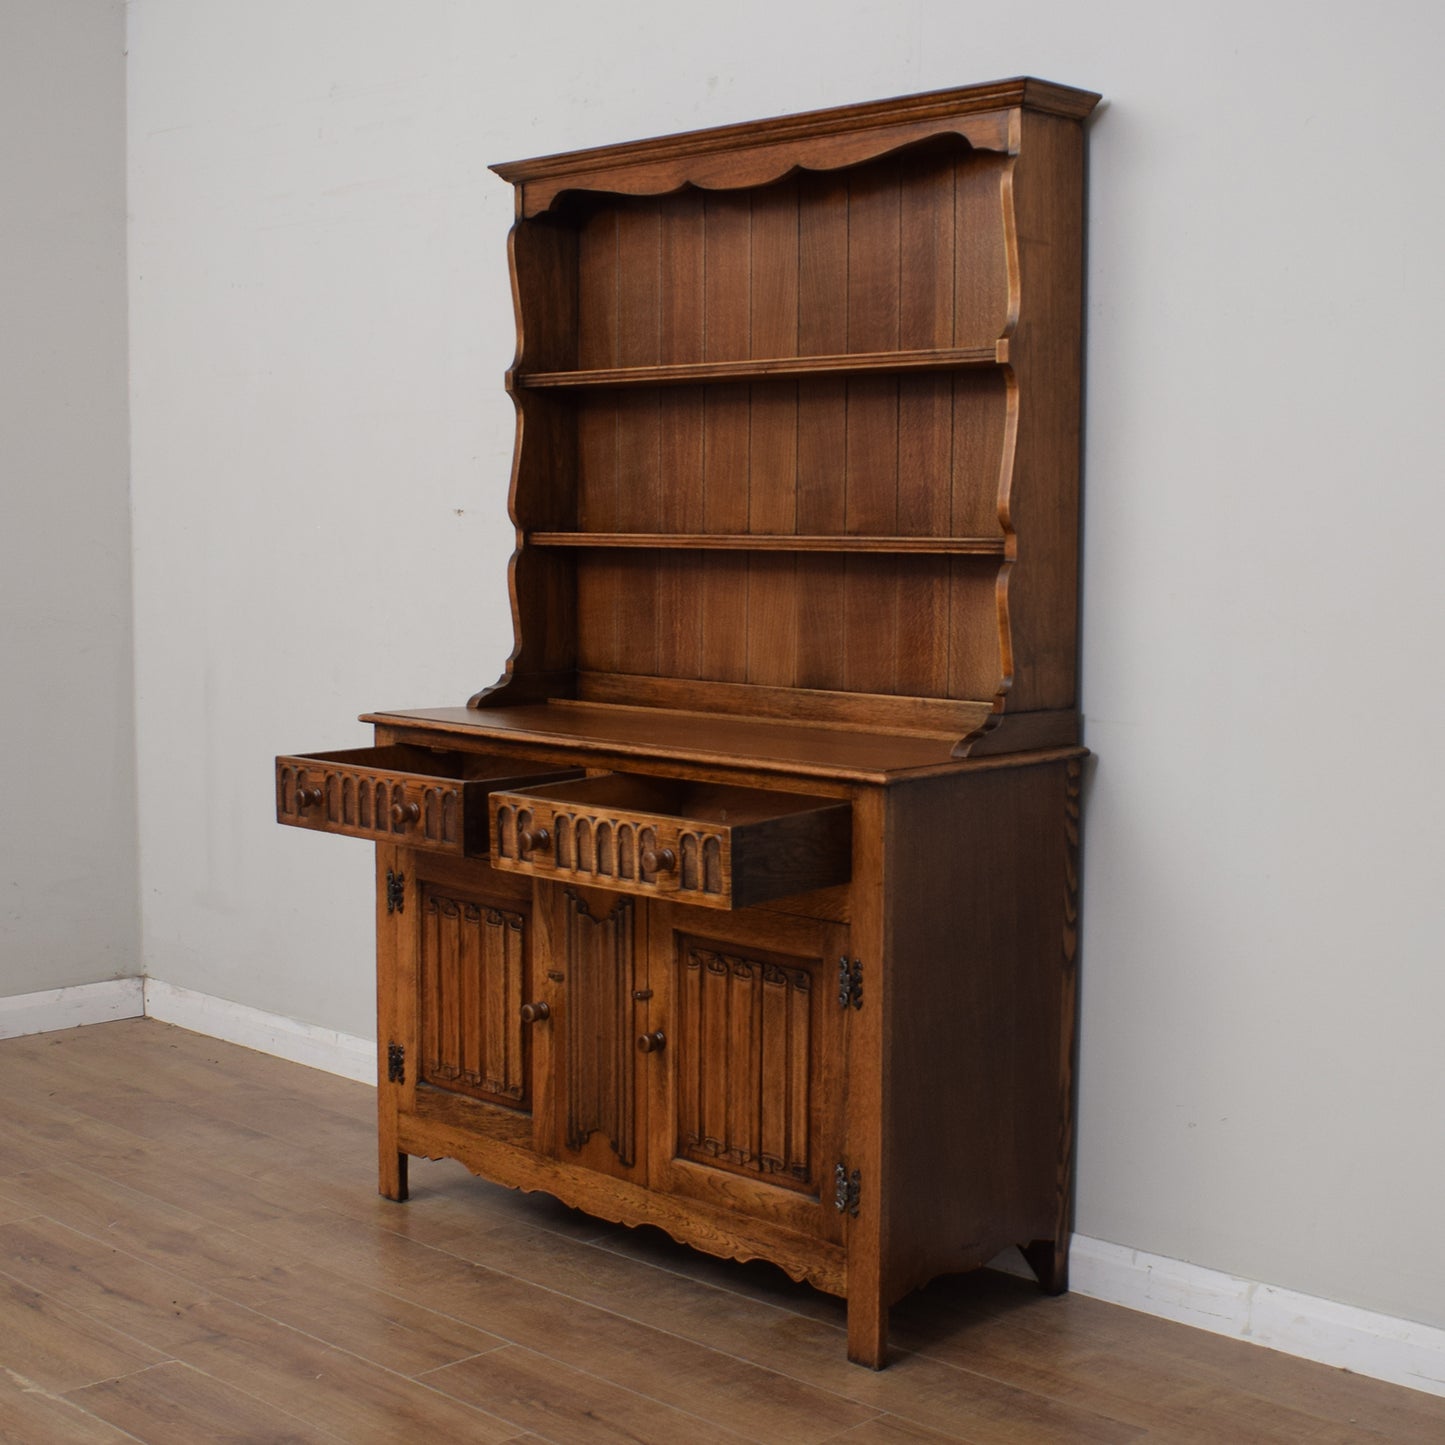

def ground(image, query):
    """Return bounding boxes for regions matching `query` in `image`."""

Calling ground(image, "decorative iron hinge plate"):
[834,1162,861,1216]
[386,1042,405,1084]
[386,870,405,914]
[837,956,863,1010]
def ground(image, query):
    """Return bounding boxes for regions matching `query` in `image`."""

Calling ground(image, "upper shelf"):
[516,344,1007,391]
[528,532,1012,557]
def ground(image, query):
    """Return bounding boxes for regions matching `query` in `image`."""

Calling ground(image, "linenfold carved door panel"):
[417,881,531,1109]
[645,903,849,1244]
[540,882,648,1181]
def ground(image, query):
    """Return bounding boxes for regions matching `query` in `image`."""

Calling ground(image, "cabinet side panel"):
[882,762,1075,1298]
[1002,112,1086,712]
[512,218,579,374]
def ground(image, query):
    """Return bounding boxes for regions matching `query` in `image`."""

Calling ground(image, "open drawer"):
[488,773,851,909]
[276,745,581,856]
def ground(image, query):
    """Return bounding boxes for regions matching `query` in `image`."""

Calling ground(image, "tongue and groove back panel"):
[490,90,1088,747]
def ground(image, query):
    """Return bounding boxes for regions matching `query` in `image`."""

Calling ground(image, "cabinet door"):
[644,903,850,1244]
[536,882,649,1182]
[382,851,537,1128]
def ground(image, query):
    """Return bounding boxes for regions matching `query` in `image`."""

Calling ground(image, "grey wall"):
[126,0,1445,1334]
[0,0,136,995]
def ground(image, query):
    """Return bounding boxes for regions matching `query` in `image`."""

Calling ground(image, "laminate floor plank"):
[0,1159,317,1290]
[890,1293,1398,1443]
[0,1275,166,1393]
[4,1020,1441,1445]
[205,1258,508,1375]
[246,1209,881,1444]
[163,1296,524,1444]
[0,1216,219,1352]
[422,1341,763,1444]
[0,1370,148,1445]
[416,1216,1145,1444]
[892,1271,1445,1442]
[379,1158,631,1248]
[821,1417,984,1444]
[66,1360,344,1445]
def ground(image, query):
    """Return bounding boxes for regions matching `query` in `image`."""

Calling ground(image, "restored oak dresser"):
[278,76,1098,1367]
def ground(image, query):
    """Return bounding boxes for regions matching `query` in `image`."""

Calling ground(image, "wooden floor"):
[1,1021,1441,1444]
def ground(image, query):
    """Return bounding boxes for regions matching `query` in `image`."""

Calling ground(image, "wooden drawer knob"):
[391,800,420,826]
[637,1030,666,1054]
[295,785,325,809]
[641,847,676,875]
[520,1001,550,1024]
[518,826,551,854]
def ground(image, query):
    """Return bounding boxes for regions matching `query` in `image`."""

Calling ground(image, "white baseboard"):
[6,980,1443,1400]
[0,978,145,1038]
[141,978,376,1085]
[1061,1236,1445,1399]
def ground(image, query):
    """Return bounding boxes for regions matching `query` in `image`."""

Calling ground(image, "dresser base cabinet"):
[368,740,1081,1368]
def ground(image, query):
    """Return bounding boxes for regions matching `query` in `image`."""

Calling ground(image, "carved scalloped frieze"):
[516,114,1013,218]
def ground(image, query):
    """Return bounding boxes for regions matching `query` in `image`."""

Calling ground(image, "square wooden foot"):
[846,1295,889,1369]
[379,1148,409,1202]
[1022,1237,1069,1295]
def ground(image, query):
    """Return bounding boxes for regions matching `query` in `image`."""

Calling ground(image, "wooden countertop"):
[362,702,1080,785]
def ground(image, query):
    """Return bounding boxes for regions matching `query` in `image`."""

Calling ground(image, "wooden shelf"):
[528,532,1012,556]
[517,343,1006,391]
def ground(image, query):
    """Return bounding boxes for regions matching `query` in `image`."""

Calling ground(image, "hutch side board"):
[278,76,1098,1368]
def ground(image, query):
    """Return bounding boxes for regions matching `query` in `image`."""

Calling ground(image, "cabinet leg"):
[846,1293,889,1369]
[1022,1236,1069,1295]
[379,1148,409,1203]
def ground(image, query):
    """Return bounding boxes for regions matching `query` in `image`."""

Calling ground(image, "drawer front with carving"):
[276,745,580,855]
[488,774,851,909]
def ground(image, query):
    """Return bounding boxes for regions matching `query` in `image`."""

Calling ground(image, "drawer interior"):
[288,745,551,781]
[513,773,841,826]
[491,771,851,908]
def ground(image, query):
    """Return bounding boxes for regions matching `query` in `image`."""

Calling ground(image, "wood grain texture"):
[4,1022,1440,1444]
[498,78,1100,216]
[479,80,1090,759]
[300,80,1104,1378]
[519,344,1002,388]
[880,761,1081,1304]
[366,704,971,782]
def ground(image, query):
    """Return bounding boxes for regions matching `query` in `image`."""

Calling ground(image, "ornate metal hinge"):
[837,956,863,1010]
[386,1043,405,1084]
[386,870,405,914]
[834,1162,861,1216]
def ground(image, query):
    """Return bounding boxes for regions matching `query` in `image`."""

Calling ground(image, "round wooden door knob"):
[295,786,325,809]
[518,826,551,854]
[637,1030,666,1054]
[641,847,676,874]
[520,1001,551,1024]
[391,800,420,825]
